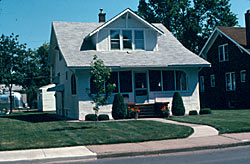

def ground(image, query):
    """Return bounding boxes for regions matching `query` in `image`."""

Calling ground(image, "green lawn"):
[169,109,250,134]
[0,112,193,151]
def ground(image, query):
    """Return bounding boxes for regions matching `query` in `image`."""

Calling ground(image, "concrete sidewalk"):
[141,118,219,138]
[0,146,96,162]
[87,133,250,159]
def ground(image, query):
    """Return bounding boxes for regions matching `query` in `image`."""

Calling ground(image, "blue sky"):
[0,0,249,49]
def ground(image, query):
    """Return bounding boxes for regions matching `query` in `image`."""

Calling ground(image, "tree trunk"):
[9,84,13,114]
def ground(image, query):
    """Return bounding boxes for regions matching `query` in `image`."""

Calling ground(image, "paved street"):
[4,145,250,164]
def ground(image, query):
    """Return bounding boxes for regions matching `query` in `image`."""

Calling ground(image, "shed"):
[37,84,56,111]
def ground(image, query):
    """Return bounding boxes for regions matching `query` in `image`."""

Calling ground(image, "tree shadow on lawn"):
[49,126,92,132]
[3,113,64,123]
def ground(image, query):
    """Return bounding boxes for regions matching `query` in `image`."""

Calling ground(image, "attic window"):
[110,30,120,50]
[122,30,132,50]
[109,29,145,51]
[218,44,228,62]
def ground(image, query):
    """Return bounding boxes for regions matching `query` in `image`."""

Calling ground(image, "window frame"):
[109,28,145,51]
[240,70,246,83]
[90,71,133,94]
[225,72,236,91]
[71,74,77,95]
[218,44,229,62]
[200,76,205,92]
[210,74,215,87]
[148,70,188,92]
[122,30,133,50]
[110,30,121,50]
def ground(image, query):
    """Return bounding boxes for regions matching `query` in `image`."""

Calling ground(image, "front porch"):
[127,102,169,118]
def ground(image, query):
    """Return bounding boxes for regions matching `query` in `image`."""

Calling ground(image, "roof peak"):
[87,8,164,37]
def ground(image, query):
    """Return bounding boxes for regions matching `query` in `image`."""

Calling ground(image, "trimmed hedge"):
[189,110,198,115]
[85,114,97,121]
[98,114,109,121]
[200,108,212,115]
[171,92,185,116]
[112,94,127,119]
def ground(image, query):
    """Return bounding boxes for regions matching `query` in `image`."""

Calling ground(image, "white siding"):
[145,30,157,51]
[96,14,158,51]
[37,84,56,112]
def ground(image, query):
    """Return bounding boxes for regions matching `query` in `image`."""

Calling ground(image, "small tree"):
[112,93,127,119]
[171,92,185,116]
[86,55,115,118]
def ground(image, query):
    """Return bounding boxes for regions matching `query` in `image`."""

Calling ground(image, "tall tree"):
[138,0,238,53]
[21,43,50,108]
[0,33,27,113]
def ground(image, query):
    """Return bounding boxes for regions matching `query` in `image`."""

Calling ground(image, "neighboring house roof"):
[199,27,250,57]
[39,84,56,90]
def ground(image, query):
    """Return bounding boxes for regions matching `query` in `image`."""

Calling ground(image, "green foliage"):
[86,55,115,114]
[0,34,50,109]
[112,94,127,119]
[0,33,28,112]
[155,103,170,117]
[21,43,50,108]
[200,108,212,115]
[189,110,198,115]
[171,92,185,116]
[138,0,238,53]
[85,114,97,121]
[98,114,109,121]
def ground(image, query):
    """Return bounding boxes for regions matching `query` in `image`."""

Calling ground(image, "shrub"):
[112,94,127,119]
[171,92,185,116]
[200,108,212,115]
[189,110,198,115]
[98,114,109,121]
[85,114,97,121]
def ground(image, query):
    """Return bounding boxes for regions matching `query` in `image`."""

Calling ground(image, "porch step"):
[134,104,162,118]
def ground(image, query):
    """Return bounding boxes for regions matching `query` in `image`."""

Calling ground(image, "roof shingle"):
[52,21,210,68]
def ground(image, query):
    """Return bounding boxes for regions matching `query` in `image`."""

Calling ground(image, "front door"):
[134,72,148,103]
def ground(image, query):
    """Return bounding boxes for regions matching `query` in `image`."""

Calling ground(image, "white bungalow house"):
[48,8,210,120]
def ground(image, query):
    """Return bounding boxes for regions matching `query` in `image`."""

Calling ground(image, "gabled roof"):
[88,8,164,37]
[52,21,210,68]
[199,27,250,57]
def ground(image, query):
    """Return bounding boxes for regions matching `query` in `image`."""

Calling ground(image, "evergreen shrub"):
[189,110,198,115]
[85,114,97,121]
[171,92,185,116]
[98,114,109,121]
[112,93,127,119]
[200,108,212,115]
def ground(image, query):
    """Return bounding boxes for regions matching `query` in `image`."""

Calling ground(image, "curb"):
[97,141,250,159]
[0,155,97,164]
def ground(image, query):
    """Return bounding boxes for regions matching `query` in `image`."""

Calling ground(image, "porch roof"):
[52,22,210,68]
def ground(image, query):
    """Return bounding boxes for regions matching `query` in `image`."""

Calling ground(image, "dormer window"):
[110,30,120,50]
[109,29,145,51]
[122,30,132,50]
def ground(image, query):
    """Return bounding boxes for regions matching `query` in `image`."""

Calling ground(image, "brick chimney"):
[245,10,250,48]
[98,8,106,23]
